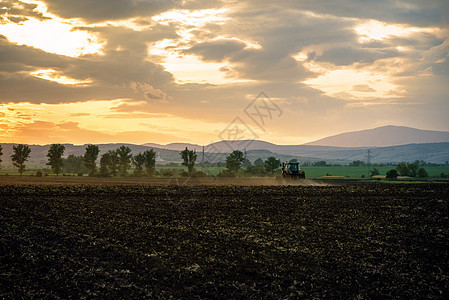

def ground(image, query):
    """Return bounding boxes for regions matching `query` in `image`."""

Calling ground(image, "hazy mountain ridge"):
[305,125,449,147]
[1,126,448,168]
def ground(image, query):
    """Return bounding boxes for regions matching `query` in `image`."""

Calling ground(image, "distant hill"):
[1,141,448,168]
[143,142,203,152]
[1,125,448,169]
[305,125,449,147]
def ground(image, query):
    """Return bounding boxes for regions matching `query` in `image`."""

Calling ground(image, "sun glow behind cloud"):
[355,20,438,43]
[0,0,103,57]
[302,64,403,101]
[29,69,93,86]
[297,20,444,102]
[149,8,252,84]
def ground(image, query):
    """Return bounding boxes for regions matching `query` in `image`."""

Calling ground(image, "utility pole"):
[367,149,372,166]
[366,149,372,178]
[202,146,205,172]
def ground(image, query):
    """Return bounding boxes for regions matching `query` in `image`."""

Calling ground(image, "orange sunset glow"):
[0,0,448,145]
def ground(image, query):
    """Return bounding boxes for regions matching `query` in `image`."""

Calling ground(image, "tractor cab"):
[280,161,306,180]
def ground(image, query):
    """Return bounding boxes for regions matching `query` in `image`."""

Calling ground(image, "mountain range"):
[1,125,448,167]
[305,125,449,147]
[143,125,449,150]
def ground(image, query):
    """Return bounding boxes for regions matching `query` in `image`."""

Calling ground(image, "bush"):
[160,168,175,177]
[386,169,399,180]
[370,168,380,177]
[191,171,207,178]
[216,170,236,177]
[36,171,43,177]
[180,170,189,177]
[417,167,428,178]
[77,172,83,177]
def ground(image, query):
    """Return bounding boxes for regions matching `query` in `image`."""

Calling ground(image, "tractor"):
[276,161,306,183]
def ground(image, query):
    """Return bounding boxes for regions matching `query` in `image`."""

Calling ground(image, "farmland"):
[1,164,448,179]
[1,181,448,298]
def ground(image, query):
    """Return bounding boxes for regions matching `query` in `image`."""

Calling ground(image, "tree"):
[143,149,156,176]
[350,160,365,167]
[107,150,119,176]
[116,146,132,176]
[313,160,327,166]
[242,158,252,168]
[63,155,89,174]
[396,162,409,176]
[245,164,265,176]
[46,144,65,175]
[133,153,145,176]
[84,145,100,176]
[226,150,244,174]
[370,168,380,177]
[254,158,264,166]
[11,144,31,175]
[407,163,419,178]
[181,147,197,174]
[386,169,398,180]
[417,167,428,178]
[99,152,111,177]
[264,156,280,174]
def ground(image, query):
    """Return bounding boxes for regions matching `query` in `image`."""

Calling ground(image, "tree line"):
[0,144,156,177]
[0,144,281,177]
[0,144,436,178]
[385,162,429,180]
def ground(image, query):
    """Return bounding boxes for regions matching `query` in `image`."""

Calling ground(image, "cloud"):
[183,39,246,62]
[43,0,180,23]
[130,82,169,102]
[0,26,176,103]
[281,0,449,27]
[316,46,400,66]
[352,85,376,92]
[0,35,70,72]
[1,0,448,145]
[0,0,49,23]
[70,113,90,117]
[43,0,223,23]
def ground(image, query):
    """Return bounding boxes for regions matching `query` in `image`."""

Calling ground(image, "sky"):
[0,0,448,146]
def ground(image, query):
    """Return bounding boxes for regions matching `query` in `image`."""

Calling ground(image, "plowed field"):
[1,183,448,298]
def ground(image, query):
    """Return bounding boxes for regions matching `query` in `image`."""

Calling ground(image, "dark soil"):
[1,183,448,298]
